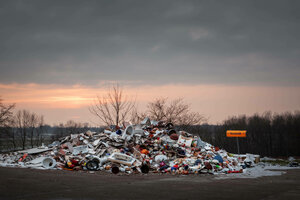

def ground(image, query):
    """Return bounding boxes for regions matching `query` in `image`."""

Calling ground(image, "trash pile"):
[0,118,260,175]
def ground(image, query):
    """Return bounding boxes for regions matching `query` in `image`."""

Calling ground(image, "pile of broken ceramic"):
[0,118,258,175]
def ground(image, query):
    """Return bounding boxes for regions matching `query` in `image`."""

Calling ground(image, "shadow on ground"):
[0,167,300,200]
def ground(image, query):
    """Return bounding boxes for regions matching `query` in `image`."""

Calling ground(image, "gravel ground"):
[0,167,300,200]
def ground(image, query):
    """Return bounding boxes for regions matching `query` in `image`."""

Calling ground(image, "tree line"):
[0,97,102,151]
[0,118,99,151]
[189,111,300,157]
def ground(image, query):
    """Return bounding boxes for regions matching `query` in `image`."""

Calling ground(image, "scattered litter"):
[215,164,285,179]
[1,118,293,177]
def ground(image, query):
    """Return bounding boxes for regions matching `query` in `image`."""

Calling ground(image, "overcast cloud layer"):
[1,0,300,86]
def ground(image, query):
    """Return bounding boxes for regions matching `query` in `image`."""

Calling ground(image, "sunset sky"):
[0,0,299,125]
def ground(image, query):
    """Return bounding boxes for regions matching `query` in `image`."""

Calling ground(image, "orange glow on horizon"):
[1,83,299,125]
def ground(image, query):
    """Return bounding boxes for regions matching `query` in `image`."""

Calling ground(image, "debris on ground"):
[0,118,262,175]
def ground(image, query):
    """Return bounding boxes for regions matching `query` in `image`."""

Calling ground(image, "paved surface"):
[0,167,300,200]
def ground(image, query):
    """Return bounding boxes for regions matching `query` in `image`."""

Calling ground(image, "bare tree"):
[36,115,45,146]
[146,97,205,127]
[0,97,15,127]
[1,120,17,150]
[89,84,135,126]
[14,110,43,149]
[147,97,167,121]
[15,110,29,149]
[29,112,38,148]
[0,97,16,150]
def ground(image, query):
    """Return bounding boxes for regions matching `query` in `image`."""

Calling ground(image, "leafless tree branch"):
[89,84,136,126]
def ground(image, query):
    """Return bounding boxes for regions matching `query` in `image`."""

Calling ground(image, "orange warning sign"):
[226,130,246,137]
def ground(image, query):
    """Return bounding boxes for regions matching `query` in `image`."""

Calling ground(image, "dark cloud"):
[0,0,299,86]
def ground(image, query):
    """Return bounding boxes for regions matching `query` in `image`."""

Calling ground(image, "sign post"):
[226,130,246,154]
[236,137,240,154]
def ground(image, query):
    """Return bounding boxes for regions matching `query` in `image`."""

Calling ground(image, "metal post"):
[236,137,240,154]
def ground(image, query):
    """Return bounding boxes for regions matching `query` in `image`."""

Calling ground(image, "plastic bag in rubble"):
[155,155,168,162]
[195,136,206,148]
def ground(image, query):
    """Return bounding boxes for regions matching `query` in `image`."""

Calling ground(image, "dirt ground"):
[0,167,300,200]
